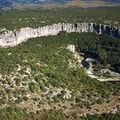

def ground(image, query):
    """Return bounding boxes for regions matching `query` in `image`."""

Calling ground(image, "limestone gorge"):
[0,22,120,82]
[0,23,120,47]
[0,7,120,119]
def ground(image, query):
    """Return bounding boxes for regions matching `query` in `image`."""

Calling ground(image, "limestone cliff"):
[0,23,119,47]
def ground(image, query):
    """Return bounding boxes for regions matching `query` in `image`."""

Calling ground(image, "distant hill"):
[103,0,120,2]
[0,0,120,9]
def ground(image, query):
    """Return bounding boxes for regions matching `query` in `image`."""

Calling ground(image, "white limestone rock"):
[0,23,119,47]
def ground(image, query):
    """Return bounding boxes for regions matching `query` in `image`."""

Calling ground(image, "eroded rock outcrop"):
[0,23,120,47]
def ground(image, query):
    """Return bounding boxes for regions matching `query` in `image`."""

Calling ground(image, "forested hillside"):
[0,6,120,120]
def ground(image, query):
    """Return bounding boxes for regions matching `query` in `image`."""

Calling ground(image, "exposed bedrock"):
[0,23,120,47]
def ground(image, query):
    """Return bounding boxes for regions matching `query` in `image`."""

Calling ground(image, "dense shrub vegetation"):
[0,32,120,120]
[0,7,120,120]
[75,33,120,72]
[0,107,120,120]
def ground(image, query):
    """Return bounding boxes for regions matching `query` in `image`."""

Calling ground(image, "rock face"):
[0,23,120,47]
